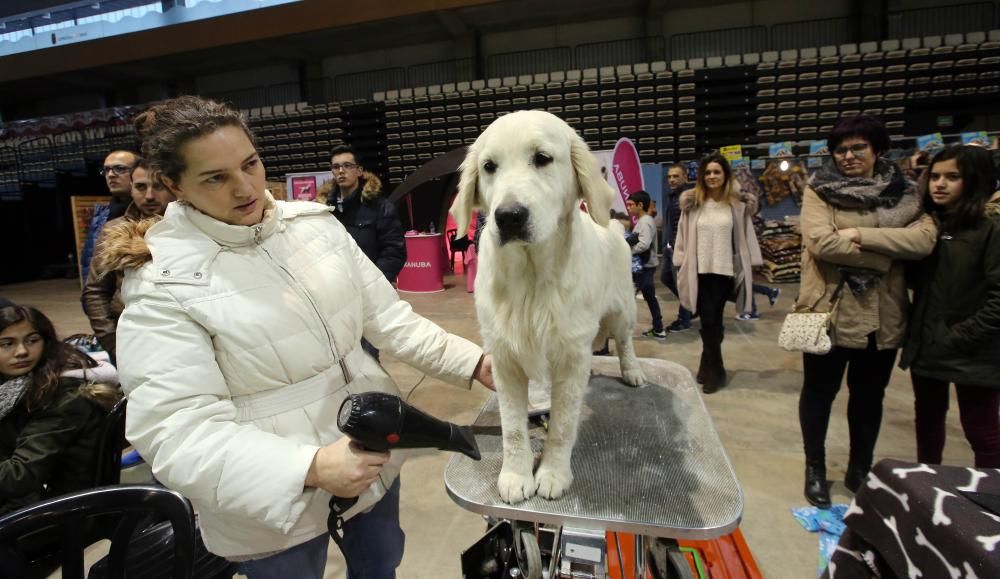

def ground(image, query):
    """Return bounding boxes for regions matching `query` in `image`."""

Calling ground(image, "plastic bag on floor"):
[792,504,849,576]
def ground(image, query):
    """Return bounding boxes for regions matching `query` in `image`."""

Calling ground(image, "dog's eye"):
[483,160,497,174]
[533,152,553,167]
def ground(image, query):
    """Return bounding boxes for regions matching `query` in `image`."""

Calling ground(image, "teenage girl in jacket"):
[901,145,1000,468]
[0,304,119,514]
[673,153,763,394]
[109,96,493,579]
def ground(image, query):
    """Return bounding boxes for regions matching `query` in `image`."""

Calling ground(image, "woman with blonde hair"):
[673,153,762,393]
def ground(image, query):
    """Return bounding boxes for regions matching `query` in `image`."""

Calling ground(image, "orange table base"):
[606,529,761,579]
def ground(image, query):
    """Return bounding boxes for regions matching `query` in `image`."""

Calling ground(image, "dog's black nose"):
[493,203,529,240]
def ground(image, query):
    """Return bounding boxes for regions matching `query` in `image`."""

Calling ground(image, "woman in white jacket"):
[109,96,493,578]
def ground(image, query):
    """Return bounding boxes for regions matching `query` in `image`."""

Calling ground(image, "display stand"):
[446,357,745,578]
[397,233,445,293]
[70,196,110,288]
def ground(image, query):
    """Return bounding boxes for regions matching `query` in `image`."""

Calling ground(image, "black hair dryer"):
[327,392,481,531]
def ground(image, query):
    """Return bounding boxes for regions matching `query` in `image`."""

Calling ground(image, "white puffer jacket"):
[115,196,483,558]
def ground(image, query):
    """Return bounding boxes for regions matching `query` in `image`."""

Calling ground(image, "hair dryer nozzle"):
[449,424,481,461]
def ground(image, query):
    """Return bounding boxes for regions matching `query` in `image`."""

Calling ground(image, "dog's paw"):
[535,464,573,500]
[622,367,646,387]
[497,469,537,504]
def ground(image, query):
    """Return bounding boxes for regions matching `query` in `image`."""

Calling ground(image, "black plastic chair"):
[0,485,195,579]
[94,397,128,486]
[446,228,473,272]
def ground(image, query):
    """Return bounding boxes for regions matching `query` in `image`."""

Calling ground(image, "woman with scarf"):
[0,305,119,514]
[798,115,938,508]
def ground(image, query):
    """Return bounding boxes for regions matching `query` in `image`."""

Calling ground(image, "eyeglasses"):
[100,165,132,176]
[331,163,360,172]
[833,143,870,158]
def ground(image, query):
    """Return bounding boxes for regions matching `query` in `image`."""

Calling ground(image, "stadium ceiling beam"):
[0,0,498,82]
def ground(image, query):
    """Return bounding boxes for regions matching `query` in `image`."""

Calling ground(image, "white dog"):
[450,110,646,504]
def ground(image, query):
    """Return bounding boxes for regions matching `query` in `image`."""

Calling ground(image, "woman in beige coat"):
[674,153,763,393]
[797,115,937,508]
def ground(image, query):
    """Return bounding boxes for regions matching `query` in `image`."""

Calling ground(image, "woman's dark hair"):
[0,306,95,414]
[827,114,892,157]
[133,96,256,188]
[923,145,998,230]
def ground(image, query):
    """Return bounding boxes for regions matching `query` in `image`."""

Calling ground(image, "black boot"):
[804,462,831,508]
[844,463,871,494]
[701,328,726,394]
[696,350,707,384]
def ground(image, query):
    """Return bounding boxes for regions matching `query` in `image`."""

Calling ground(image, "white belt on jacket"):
[231,348,367,423]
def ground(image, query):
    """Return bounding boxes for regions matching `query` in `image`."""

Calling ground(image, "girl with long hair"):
[900,145,1000,468]
[673,153,763,393]
[0,304,118,514]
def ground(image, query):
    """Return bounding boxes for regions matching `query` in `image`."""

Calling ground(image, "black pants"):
[800,334,898,467]
[696,274,732,332]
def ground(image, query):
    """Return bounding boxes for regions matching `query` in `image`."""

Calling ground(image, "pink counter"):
[397,233,445,293]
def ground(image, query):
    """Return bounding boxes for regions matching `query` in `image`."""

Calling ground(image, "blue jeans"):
[238,478,405,579]
[750,283,775,316]
[634,267,663,331]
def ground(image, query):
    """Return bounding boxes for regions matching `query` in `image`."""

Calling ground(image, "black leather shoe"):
[844,463,870,494]
[804,464,831,508]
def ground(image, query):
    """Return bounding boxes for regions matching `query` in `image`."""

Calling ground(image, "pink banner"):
[611,138,645,224]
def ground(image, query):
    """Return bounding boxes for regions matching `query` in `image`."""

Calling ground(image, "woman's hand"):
[305,437,389,497]
[838,228,861,246]
[474,354,495,391]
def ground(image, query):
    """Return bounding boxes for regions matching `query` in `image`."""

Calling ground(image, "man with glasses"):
[320,145,406,360]
[83,158,172,361]
[79,150,140,296]
[100,150,139,219]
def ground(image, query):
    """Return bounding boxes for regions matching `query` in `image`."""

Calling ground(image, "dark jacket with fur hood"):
[317,173,406,281]
[900,192,1000,386]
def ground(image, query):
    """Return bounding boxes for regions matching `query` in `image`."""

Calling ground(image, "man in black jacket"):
[662,163,694,332]
[323,145,406,359]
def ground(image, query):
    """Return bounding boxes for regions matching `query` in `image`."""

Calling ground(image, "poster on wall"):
[70,196,110,288]
[961,131,991,147]
[917,133,944,152]
[720,145,743,163]
[285,171,334,202]
[807,140,828,168]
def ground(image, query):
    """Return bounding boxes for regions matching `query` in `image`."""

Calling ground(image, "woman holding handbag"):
[900,145,1000,468]
[674,153,762,394]
[797,115,937,508]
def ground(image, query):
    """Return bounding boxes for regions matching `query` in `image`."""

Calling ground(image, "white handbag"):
[778,280,845,355]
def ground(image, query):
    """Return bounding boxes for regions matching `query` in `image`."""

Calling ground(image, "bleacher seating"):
[1,30,998,188]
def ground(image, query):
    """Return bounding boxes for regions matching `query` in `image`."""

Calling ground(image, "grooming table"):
[445,357,743,541]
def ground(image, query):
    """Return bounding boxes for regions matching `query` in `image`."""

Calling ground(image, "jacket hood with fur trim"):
[316,172,383,205]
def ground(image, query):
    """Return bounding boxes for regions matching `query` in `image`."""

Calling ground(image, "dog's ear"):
[450,143,481,235]
[570,135,611,226]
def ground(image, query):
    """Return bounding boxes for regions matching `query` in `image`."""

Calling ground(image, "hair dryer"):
[328,392,481,525]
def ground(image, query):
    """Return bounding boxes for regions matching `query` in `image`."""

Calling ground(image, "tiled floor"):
[0,275,973,578]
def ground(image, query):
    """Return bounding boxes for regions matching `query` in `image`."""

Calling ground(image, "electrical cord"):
[404,373,427,402]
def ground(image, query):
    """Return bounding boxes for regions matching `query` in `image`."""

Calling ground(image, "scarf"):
[0,375,31,421]
[809,158,923,294]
